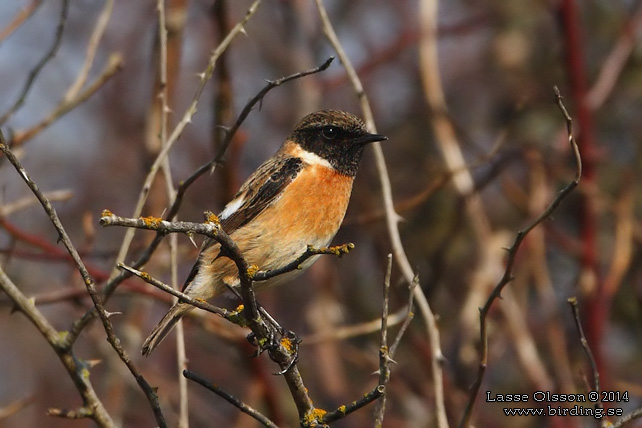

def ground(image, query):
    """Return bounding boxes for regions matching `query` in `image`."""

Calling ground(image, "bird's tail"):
[141,302,193,356]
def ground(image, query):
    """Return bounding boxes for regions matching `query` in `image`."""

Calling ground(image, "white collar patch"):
[292,145,333,169]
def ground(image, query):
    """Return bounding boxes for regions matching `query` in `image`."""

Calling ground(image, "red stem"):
[558,0,604,382]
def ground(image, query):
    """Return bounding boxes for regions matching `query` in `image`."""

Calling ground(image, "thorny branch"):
[100,210,383,426]
[458,87,582,428]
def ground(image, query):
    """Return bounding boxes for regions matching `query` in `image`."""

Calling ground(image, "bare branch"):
[314,1,446,426]
[374,254,393,426]
[63,0,114,102]
[183,369,279,428]
[101,0,263,318]
[567,297,602,412]
[611,407,642,428]
[169,55,334,222]
[458,87,582,428]
[117,263,232,320]
[0,134,166,428]
[12,53,124,145]
[0,0,68,125]
[0,0,43,43]
[321,385,385,424]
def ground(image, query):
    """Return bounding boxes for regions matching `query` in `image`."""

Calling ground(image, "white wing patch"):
[220,194,245,220]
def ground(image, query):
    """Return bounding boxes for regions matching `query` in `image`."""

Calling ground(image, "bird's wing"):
[181,156,304,291]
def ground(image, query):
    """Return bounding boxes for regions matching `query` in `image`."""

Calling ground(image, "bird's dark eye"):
[321,126,338,140]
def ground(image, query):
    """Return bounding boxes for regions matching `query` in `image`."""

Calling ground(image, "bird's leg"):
[244,306,301,375]
[271,330,301,375]
[244,304,282,357]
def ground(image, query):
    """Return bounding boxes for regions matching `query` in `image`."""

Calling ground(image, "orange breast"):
[232,165,353,270]
[196,164,355,296]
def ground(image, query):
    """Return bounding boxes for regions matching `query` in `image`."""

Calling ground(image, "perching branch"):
[100,209,391,426]
[252,242,352,282]
[99,209,320,423]
[458,87,582,428]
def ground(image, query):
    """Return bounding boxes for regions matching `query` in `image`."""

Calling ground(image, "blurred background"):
[0,0,641,427]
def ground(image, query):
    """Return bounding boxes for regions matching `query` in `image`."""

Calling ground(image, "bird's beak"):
[355,132,388,145]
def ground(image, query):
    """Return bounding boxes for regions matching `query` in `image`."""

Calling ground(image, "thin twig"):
[321,385,386,424]
[390,277,418,358]
[0,395,35,419]
[374,254,393,426]
[117,263,231,319]
[252,242,352,281]
[183,369,279,428]
[314,1,447,427]
[0,0,43,43]
[0,190,73,217]
[0,139,115,428]
[303,307,408,345]
[168,55,335,222]
[64,0,114,102]
[12,53,124,145]
[611,407,642,428]
[102,0,262,310]
[567,297,602,413]
[0,0,68,125]
[154,1,189,425]
[457,87,582,428]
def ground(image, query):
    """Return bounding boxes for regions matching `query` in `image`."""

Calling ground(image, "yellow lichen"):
[100,209,113,217]
[228,305,248,327]
[81,367,91,380]
[303,408,327,425]
[140,216,162,228]
[280,337,295,353]
[333,242,355,255]
[205,211,220,225]
[246,264,260,279]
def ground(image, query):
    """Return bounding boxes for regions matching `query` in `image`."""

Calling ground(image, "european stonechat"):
[142,110,387,356]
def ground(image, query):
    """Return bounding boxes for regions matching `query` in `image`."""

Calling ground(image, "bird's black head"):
[288,110,388,176]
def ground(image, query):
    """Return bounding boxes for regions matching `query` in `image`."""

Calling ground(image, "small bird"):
[142,110,387,356]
